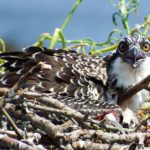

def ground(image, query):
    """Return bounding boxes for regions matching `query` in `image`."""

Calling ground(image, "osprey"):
[107,34,150,111]
[0,34,149,114]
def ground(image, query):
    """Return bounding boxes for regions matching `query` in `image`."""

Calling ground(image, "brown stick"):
[0,134,36,150]
[118,74,150,104]
[27,102,86,120]
[1,108,24,140]
[0,129,41,141]
[72,140,150,150]
[27,113,60,139]
[134,115,150,132]
[57,129,150,143]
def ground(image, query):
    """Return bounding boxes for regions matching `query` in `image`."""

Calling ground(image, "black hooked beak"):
[123,47,146,67]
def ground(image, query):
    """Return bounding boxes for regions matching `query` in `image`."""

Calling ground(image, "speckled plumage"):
[3,47,106,100]
[0,46,114,116]
[0,34,149,114]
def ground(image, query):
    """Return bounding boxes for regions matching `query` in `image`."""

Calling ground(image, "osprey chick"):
[107,34,150,111]
[0,34,149,113]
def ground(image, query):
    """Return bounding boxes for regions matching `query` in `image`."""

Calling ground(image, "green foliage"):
[0,38,6,73]
[34,0,150,55]
[0,38,5,52]
[1,0,150,56]
[111,0,139,33]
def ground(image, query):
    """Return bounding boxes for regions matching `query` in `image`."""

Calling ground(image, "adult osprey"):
[0,34,149,113]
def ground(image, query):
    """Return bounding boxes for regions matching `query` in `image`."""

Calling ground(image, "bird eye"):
[118,42,128,52]
[142,43,150,52]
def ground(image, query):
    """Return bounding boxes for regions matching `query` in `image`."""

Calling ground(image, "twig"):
[1,108,25,140]
[27,100,124,131]
[59,120,75,132]
[72,140,150,150]
[87,130,150,143]
[0,129,41,141]
[27,102,85,120]
[57,129,150,143]
[118,74,150,104]
[134,115,150,132]
[26,101,101,129]
[27,113,60,139]
[0,134,36,150]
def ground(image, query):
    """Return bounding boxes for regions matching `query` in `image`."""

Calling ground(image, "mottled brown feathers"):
[0,47,108,101]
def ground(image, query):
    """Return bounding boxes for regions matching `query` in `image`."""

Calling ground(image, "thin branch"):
[26,113,60,139]
[26,101,102,129]
[134,115,150,132]
[26,101,85,120]
[57,129,150,143]
[0,129,41,141]
[118,74,150,104]
[71,140,150,150]
[0,134,36,150]
[1,108,25,140]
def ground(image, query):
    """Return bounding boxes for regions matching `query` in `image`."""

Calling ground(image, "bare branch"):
[134,115,150,132]
[57,129,150,143]
[118,74,150,104]
[1,108,25,140]
[0,134,36,150]
[71,140,150,150]
[27,102,86,122]
[27,113,60,139]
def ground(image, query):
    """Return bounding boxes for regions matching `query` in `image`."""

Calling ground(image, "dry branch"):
[27,101,85,120]
[0,73,149,149]
[26,98,110,130]
[134,115,150,131]
[0,134,36,150]
[0,129,41,141]
[71,140,150,150]
[27,113,60,139]
[118,74,150,103]
[57,129,150,143]
[1,108,25,139]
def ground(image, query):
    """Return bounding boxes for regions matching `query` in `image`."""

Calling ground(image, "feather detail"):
[0,46,107,101]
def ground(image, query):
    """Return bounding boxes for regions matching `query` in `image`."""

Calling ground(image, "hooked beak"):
[123,47,146,67]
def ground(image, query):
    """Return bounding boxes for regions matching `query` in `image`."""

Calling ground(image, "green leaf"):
[60,0,83,32]
[107,29,123,43]
[33,33,51,47]
[58,31,66,49]
[0,38,5,52]
[49,28,60,49]
[112,12,121,26]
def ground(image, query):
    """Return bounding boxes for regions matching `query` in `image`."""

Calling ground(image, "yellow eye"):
[142,43,150,52]
[118,42,128,52]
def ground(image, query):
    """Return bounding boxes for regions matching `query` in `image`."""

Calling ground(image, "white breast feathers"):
[110,57,150,111]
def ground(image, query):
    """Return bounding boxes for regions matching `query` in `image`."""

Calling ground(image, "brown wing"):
[0,46,107,101]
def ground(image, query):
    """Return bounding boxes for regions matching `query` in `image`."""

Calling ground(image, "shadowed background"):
[0,0,149,51]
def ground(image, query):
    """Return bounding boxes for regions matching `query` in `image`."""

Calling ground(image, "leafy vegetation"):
[0,0,150,56]
[33,0,150,55]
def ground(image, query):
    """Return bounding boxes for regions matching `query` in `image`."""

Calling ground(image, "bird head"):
[117,34,150,68]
